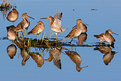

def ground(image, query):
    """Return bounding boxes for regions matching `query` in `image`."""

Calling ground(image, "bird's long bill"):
[113,32,119,35]
[40,17,47,19]
[28,16,35,20]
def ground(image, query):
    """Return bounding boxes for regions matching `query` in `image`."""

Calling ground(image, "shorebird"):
[65,51,88,72]
[41,12,67,40]
[46,47,62,69]
[103,51,116,65]
[20,48,30,66]
[7,25,18,41]
[94,29,118,47]
[29,52,44,67]
[14,13,34,37]
[78,33,87,45]
[28,21,44,41]
[7,8,19,23]
[7,44,17,59]
[63,19,87,45]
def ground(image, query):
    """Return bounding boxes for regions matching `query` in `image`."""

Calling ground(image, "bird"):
[78,33,87,45]
[7,44,17,59]
[28,21,45,41]
[65,51,88,72]
[103,51,116,65]
[7,8,19,23]
[20,48,30,66]
[14,13,34,37]
[41,12,67,40]
[94,46,112,54]
[64,19,87,45]
[103,29,118,48]
[7,25,18,41]
[46,47,62,69]
[94,29,118,47]
[29,52,44,67]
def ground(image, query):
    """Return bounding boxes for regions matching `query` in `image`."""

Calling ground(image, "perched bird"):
[41,12,67,40]
[20,48,30,66]
[64,19,87,44]
[28,21,44,41]
[78,33,87,45]
[103,29,118,47]
[7,44,17,59]
[65,51,88,72]
[14,13,34,36]
[7,8,19,22]
[29,52,44,67]
[94,29,118,47]
[7,25,18,41]
[46,47,62,69]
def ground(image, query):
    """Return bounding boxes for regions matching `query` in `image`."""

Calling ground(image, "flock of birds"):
[6,8,118,47]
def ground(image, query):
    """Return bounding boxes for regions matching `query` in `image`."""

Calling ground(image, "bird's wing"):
[54,12,62,20]
[53,12,62,28]
[53,19,61,28]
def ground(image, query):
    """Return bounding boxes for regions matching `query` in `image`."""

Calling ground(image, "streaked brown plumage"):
[63,19,87,44]
[66,19,87,39]
[103,51,116,65]
[46,47,62,69]
[29,52,44,67]
[94,29,117,47]
[65,51,88,72]
[7,8,19,22]
[94,33,105,42]
[94,46,112,54]
[7,25,18,41]
[7,44,17,59]
[41,12,67,40]
[14,13,34,33]
[20,48,30,66]
[78,33,87,45]
[103,29,115,45]
[28,21,44,38]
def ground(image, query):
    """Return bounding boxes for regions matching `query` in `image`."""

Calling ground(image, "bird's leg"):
[50,31,54,38]
[26,29,28,38]
[20,32,24,38]
[68,39,73,44]
[37,34,38,42]
[55,33,58,41]
[75,38,77,45]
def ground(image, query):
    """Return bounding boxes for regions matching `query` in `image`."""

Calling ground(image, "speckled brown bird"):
[28,21,44,40]
[7,8,19,22]
[64,19,87,44]
[41,12,67,40]
[94,33,105,42]
[14,13,34,36]
[29,52,44,67]
[7,25,18,41]
[20,48,30,66]
[65,51,88,72]
[46,47,62,69]
[7,44,17,59]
